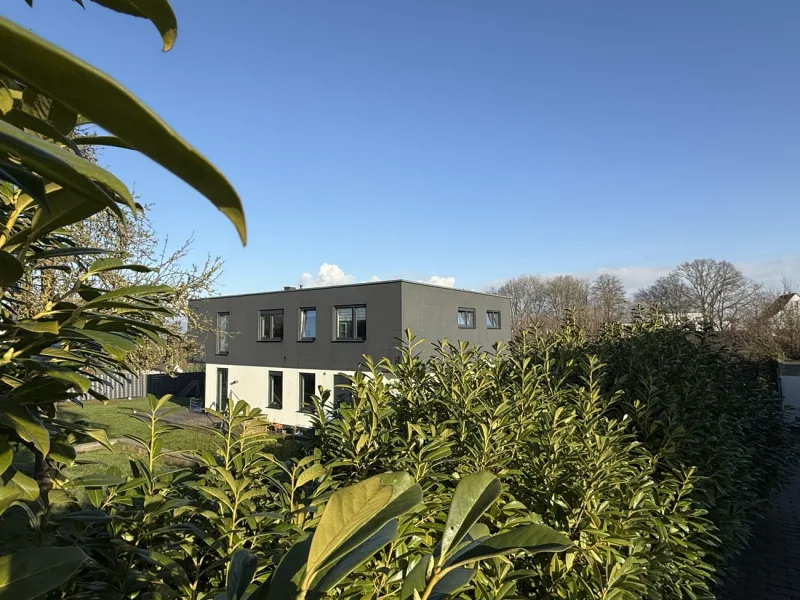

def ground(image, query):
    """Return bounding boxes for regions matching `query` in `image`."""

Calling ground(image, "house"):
[190,280,511,427]
[763,293,800,321]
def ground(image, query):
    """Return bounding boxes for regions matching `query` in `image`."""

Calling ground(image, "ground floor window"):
[268,371,283,409]
[333,374,353,410]
[300,373,316,413]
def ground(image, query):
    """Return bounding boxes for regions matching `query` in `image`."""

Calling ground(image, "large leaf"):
[0,252,23,287]
[306,472,421,576]
[0,119,130,216]
[87,257,151,275]
[88,0,178,52]
[227,549,257,600]
[1,108,81,153]
[0,439,11,476]
[255,535,312,600]
[0,403,49,456]
[0,17,246,244]
[428,567,476,600]
[0,161,47,208]
[311,519,398,593]
[85,284,172,304]
[439,471,502,563]
[399,554,432,600]
[447,524,572,566]
[73,135,133,150]
[70,472,126,488]
[0,546,87,600]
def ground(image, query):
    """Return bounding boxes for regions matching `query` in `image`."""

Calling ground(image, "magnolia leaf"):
[0,17,246,244]
[0,546,87,600]
[227,549,257,600]
[85,284,172,304]
[428,567,476,600]
[307,472,421,577]
[88,0,178,51]
[1,108,81,153]
[311,519,398,594]
[11,320,59,334]
[0,251,23,287]
[439,471,502,563]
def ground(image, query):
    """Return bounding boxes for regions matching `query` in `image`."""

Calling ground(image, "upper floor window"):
[457,308,475,329]
[336,305,366,340]
[259,309,284,341]
[300,308,316,340]
[486,310,501,329]
[216,312,229,354]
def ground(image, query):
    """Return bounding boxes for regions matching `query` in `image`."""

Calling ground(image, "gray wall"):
[400,282,511,357]
[191,281,404,371]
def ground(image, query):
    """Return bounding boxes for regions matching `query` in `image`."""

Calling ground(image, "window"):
[259,309,284,341]
[333,374,353,410]
[335,305,366,340]
[216,367,228,412]
[300,308,316,340]
[300,373,316,413]
[216,312,229,354]
[268,371,283,409]
[457,308,476,329]
[486,310,501,329]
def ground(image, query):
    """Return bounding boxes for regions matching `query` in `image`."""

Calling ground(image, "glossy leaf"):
[257,535,312,600]
[0,17,246,244]
[227,549,257,600]
[70,472,126,488]
[88,0,178,51]
[428,567,476,600]
[0,403,49,456]
[87,257,151,275]
[0,251,23,287]
[0,161,47,209]
[399,554,432,600]
[447,523,572,565]
[0,546,87,600]
[0,439,11,476]
[439,471,502,562]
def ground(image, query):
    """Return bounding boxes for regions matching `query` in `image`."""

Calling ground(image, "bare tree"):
[544,275,590,318]
[676,259,761,330]
[590,274,628,323]
[491,274,549,333]
[633,272,694,318]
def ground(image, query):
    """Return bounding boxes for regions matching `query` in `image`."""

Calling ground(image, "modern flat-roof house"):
[190,280,510,428]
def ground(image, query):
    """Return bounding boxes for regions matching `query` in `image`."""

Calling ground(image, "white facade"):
[205,365,353,428]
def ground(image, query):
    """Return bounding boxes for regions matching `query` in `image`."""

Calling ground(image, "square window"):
[300,373,316,413]
[486,310,501,329]
[268,371,283,409]
[259,309,284,341]
[457,308,476,329]
[300,308,316,340]
[216,312,229,354]
[335,305,366,340]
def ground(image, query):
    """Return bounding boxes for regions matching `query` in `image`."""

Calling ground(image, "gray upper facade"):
[191,280,510,371]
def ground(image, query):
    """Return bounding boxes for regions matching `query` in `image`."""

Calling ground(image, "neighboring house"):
[763,293,800,321]
[190,280,511,427]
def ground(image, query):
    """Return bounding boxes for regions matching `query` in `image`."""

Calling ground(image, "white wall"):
[780,374,800,424]
[205,365,352,428]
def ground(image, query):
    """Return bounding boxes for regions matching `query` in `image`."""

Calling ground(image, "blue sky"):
[5,1,800,293]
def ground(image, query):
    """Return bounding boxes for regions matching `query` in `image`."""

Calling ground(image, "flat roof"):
[191,279,510,301]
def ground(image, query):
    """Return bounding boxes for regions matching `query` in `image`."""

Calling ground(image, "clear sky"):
[5,1,800,294]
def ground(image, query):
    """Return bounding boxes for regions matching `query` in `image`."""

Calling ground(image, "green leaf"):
[447,524,572,566]
[1,108,81,153]
[88,0,178,52]
[0,17,246,244]
[256,535,312,600]
[62,328,136,361]
[0,119,130,216]
[311,519,398,594]
[0,439,11,476]
[70,472,126,488]
[8,471,39,502]
[227,549,257,600]
[43,370,91,393]
[50,440,78,466]
[428,567,476,600]
[399,554,432,600]
[0,403,49,456]
[33,247,110,259]
[0,252,22,287]
[307,472,421,577]
[10,320,59,334]
[0,161,47,208]
[87,257,151,275]
[0,485,21,516]
[85,284,172,304]
[0,85,11,114]
[72,135,133,149]
[295,463,327,489]
[439,471,502,563]
[0,546,87,599]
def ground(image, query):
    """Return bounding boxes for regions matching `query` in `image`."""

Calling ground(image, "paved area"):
[723,462,800,600]
[157,409,221,430]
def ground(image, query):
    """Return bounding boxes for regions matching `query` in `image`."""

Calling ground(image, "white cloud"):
[420,275,456,288]
[367,275,381,282]
[298,263,356,288]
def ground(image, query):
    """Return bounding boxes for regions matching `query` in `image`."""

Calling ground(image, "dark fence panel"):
[83,372,204,401]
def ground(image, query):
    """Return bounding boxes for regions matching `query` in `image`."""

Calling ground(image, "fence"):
[82,371,205,402]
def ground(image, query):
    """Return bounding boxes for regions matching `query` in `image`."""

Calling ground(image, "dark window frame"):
[216,312,230,355]
[299,307,317,341]
[258,309,284,342]
[268,371,283,409]
[334,305,367,341]
[486,310,502,329]
[299,372,316,413]
[457,307,476,329]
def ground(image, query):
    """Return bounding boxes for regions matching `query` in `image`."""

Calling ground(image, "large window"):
[300,308,316,340]
[336,305,366,340]
[268,371,283,409]
[457,308,475,329]
[300,373,316,413]
[259,309,284,341]
[216,312,229,354]
[486,310,501,329]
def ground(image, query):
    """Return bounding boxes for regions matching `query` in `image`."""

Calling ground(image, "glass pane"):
[269,373,283,409]
[301,373,315,412]
[457,311,466,327]
[333,374,352,410]
[487,311,500,328]
[272,313,284,339]
[356,307,366,339]
[260,313,269,339]
[302,309,316,338]
[466,311,474,327]
[337,308,353,339]
[218,313,229,352]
